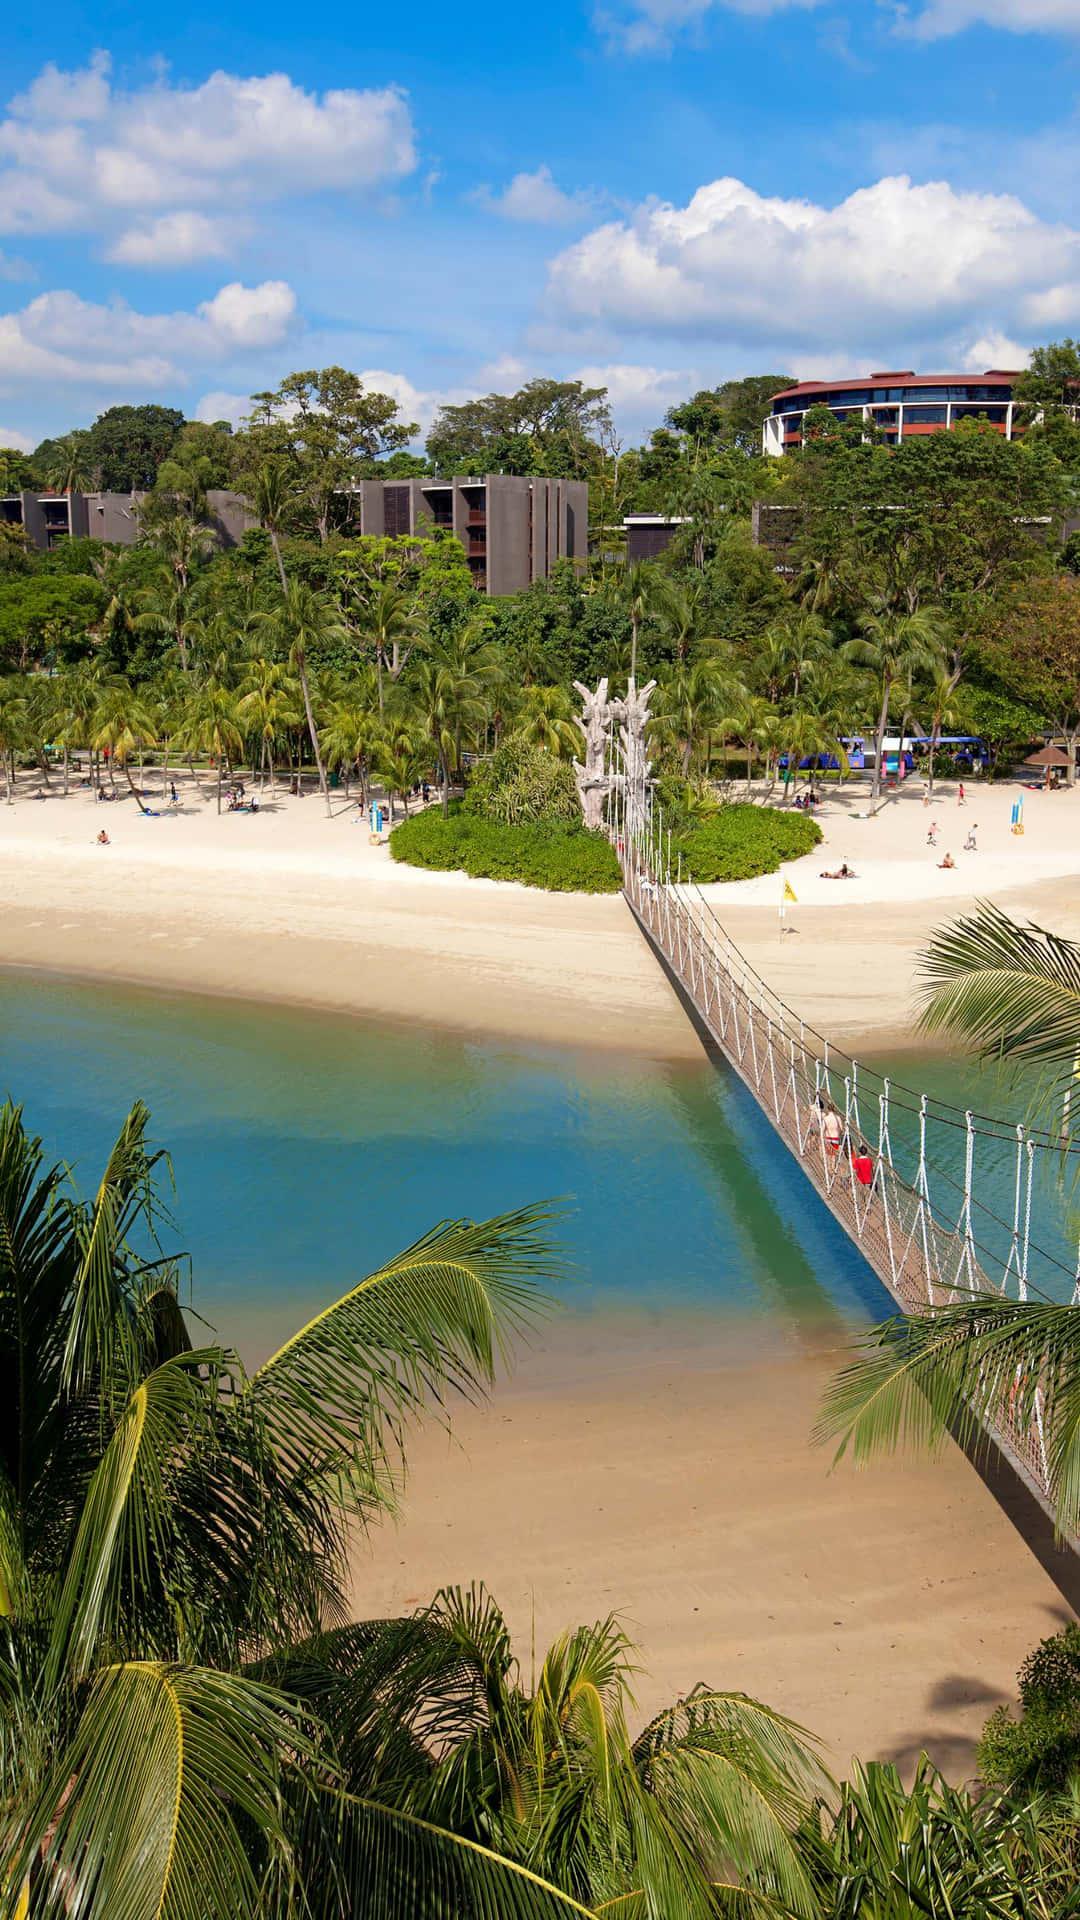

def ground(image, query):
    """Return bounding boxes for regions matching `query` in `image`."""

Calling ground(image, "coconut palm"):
[270,580,346,816]
[44,432,92,494]
[624,560,662,684]
[511,685,583,760]
[652,660,744,779]
[361,581,422,714]
[288,1583,828,1919]
[321,685,381,804]
[408,643,495,819]
[141,512,216,603]
[238,657,303,794]
[819,902,1080,1539]
[923,664,963,795]
[90,680,158,812]
[0,676,29,803]
[842,609,948,806]
[0,1095,593,1920]
[174,682,243,813]
[253,460,294,597]
[756,613,832,707]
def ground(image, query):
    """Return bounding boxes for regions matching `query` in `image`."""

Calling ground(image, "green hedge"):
[675,805,822,883]
[390,805,622,894]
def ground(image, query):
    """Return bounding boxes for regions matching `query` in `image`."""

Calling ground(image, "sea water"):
[0,971,1072,1360]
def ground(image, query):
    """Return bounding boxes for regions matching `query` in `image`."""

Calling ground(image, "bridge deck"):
[620,859,1067,1538]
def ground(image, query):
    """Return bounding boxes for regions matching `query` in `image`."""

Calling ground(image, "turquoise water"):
[0,970,897,1358]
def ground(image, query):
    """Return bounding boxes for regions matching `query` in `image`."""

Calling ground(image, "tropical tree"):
[90,679,158,812]
[923,663,963,794]
[271,580,348,816]
[238,657,303,794]
[360,581,422,714]
[320,682,381,804]
[253,460,295,596]
[0,1095,593,1920]
[820,902,1080,1539]
[44,432,93,494]
[174,682,243,813]
[511,684,583,760]
[652,659,743,778]
[624,560,662,684]
[842,609,947,805]
[140,511,216,603]
[0,676,29,803]
[408,643,494,818]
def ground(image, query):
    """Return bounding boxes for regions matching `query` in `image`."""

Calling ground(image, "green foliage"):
[467,739,581,824]
[665,375,792,456]
[676,803,822,883]
[84,403,186,490]
[0,573,106,670]
[978,1623,1080,1790]
[391,804,622,891]
[427,378,611,479]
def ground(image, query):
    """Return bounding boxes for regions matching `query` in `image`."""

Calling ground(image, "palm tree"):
[361,582,422,715]
[924,663,962,795]
[0,677,29,803]
[842,609,947,806]
[253,460,294,597]
[819,902,1080,1538]
[321,686,381,805]
[271,581,346,817]
[44,432,92,494]
[652,659,742,779]
[90,681,158,813]
[511,685,583,760]
[624,561,661,684]
[238,657,303,794]
[372,737,426,822]
[409,644,493,819]
[174,682,243,813]
[141,512,216,602]
[306,1583,828,1917]
[757,613,831,706]
[0,1095,596,1920]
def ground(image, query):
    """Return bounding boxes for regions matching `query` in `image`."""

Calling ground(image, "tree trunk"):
[162,740,170,801]
[63,747,69,798]
[2,749,10,805]
[871,681,889,806]
[270,530,288,598]
[297,657,331,817]
[440,751,450,818]
[216,761,222,815]
[376,652,384,717]
[107,752,116,793]
[124,762,150,815]
[928,719,941,794]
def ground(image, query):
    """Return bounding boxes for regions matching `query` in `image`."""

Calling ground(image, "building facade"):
[0,488,257,553]
[348,474,588,594]
[762,370,1023,455]
[622,514,689,563]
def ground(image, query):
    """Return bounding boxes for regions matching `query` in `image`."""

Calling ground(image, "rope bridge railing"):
[609,795,1080,1530]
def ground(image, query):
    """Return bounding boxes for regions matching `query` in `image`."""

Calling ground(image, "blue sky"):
[4,0,1080,452]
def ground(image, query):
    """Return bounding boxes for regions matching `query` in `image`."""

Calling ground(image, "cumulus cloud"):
[902,0,1080,37]
[472,165,599,225]
[0,424,34,451]
[0,279,298,399]
[597,0,819,54]
[106,211,238,267]
[0,53,417,241]
[545,173,1075,361]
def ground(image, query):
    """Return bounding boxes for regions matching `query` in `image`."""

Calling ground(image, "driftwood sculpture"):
[573,677,612,831]
[612,677,656,837]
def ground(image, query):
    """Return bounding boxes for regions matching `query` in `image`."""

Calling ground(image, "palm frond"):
[919,901,1080,1116]
[298,1787,600,1919]
[10,1661,310,1920]
[250,1207,566,1520]
[817,1295,1080,1538]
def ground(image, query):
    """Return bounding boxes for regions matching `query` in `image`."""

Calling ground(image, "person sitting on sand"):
[938,851,956,869]
[96,830,110,845]
[820,862,856,879]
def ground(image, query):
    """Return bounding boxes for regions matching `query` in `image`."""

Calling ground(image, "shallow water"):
[0,969,902,1356]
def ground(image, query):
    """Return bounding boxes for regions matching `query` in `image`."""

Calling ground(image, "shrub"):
[977,1622,1080,1790]
[466,741,580,826]
[675,804,822,884]
[390,804,621,893]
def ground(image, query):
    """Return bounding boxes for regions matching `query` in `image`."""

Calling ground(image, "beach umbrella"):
[1024,743,1072,788]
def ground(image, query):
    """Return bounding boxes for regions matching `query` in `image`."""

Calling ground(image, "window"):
[951,404,1008,423]
[383,485,411,537]
[901,387,948,403]
[774,396,804,414]
[870,407,898,425]
[903,406,947,424]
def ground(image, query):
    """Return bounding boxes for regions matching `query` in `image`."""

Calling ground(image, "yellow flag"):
[783,879,798,904]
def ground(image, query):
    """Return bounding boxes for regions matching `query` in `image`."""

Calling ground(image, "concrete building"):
[622,514,689,563]
[762,369,1023,455]
[0,488,257,553]
[347,474,588,594]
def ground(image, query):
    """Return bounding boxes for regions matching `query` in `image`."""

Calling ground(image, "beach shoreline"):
[3,773,1080,1058]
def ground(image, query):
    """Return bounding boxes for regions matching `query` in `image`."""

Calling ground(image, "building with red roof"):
[762,369,1023,455]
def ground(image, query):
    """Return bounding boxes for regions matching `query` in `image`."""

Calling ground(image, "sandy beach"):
[3,766,1080,1776]
[1,770,1078,1055]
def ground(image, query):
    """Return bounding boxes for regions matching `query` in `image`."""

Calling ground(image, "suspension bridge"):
[604,758,1080,1539]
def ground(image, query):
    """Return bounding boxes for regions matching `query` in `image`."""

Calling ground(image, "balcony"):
[467,509,486,525]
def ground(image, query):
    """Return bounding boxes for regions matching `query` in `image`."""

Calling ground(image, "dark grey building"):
[1,488,257,553]
[348,474,588,594]
[622,514,688,563]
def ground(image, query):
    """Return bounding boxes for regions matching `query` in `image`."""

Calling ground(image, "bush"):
[977,1622,1080,1790]
[466,741,580,826]
[390,804,621,893]
[675,804,822,884]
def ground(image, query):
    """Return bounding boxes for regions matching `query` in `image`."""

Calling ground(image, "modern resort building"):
[346,474,588,594]
[762,369,1023,454]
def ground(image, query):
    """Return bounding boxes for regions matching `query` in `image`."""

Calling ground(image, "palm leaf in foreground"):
[918,901,1080,1122]
[816,1292,1080,1538]
[251,1206,566,1508]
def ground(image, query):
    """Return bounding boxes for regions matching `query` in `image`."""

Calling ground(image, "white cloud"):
[0,55,417,240]
[546,173,1076,361]
[903,0,1080,38]
[0,424,34,451]
[194,391,255,429]
[106,210,238,266]
[472,165,599,225]
[575,360,693,431]
[0,280,298,399]
[961,329,1030,369]
[597,0,819,54]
